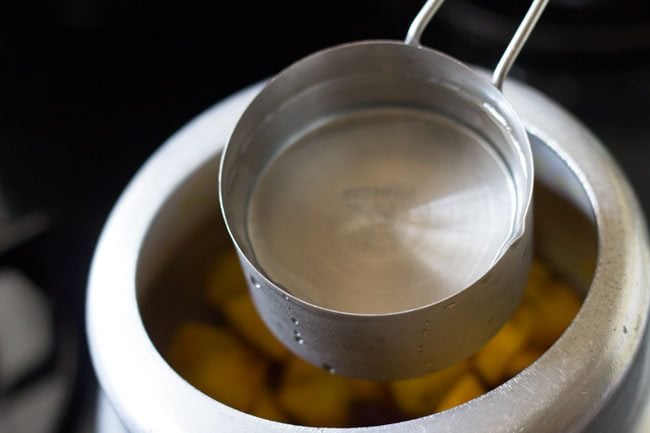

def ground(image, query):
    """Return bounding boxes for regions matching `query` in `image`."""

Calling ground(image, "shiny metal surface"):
[220,38,534,378]
[405,0,550,90]
[219,0,546,379]
[491,0,549,89]
[404,0,446,45]
[248,108,516,314]
[88,77,650,432]
[96,393,128,433]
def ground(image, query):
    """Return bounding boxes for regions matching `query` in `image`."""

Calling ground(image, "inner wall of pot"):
[135,134,597,422]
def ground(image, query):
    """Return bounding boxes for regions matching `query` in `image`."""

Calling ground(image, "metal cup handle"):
[405,0,549,90]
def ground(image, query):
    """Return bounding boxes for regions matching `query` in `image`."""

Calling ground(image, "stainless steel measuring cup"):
[219,0,545,380]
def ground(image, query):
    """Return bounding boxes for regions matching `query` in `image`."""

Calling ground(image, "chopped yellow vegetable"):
[251,393,289,423]
[346,378,386,402]
[527,281,581,348]
[166,322,267,412]
[205,251,247,306]
[277,358,350,427]
[280,355,323,382]
[505,346,545,377]
[164,256,584,426]
[389,361,469,417]
[436,372,486,412]
[473,318,529,386]
[528,260,551,282]
[220,291,290,361]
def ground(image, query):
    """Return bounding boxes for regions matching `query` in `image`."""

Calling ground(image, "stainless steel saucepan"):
[219,0,546,379]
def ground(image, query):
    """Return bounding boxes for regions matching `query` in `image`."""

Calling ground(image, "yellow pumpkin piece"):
[166,322,267,412]
[524,279,544,303]
[528,259,551,283]
[473,318,529,386]
[435,372,486,412]
[221,291,290,361]
[389,361,469,417]
[505,346,545,378]
[167,321,239,374]
[279,357,384,402]
[277,358,350,427]
[281,356,324,381]
[510,300,536,338]
[528,281,581,349]
[251,393,289,423]
[205,251,247,307]
[346,378,386,402]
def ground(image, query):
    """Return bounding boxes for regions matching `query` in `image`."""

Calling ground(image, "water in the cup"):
[247,108,516,314]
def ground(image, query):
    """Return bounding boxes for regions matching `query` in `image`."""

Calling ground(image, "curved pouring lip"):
[87,78,650,432]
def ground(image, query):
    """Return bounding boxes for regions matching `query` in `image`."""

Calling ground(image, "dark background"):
[0,1,649,431]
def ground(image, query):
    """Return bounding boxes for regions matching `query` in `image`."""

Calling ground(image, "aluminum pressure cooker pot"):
[87,77,650,433]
